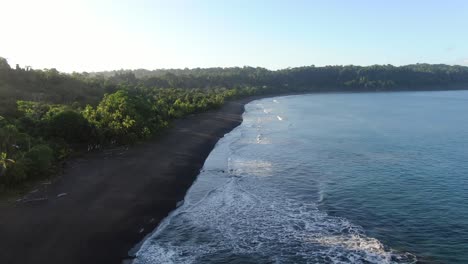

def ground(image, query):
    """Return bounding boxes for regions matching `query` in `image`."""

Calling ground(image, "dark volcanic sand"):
[0,98,258,264]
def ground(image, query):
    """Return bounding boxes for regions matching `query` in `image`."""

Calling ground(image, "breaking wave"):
[132,97,416,264]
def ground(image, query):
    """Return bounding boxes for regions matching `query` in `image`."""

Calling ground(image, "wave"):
[132,97,416,264]
[133,176,415,264]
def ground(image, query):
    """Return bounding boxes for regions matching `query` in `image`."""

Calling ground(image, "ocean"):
[132,90,468,263]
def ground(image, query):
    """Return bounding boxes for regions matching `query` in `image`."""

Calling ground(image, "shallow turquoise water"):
[134,90,468,263]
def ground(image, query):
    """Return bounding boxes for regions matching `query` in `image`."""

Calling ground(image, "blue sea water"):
[133,90,468,263]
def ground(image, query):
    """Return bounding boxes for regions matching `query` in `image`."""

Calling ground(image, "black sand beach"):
[0,97,258,264]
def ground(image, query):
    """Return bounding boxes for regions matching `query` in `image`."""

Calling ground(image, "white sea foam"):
[134,176,415,264]
[256,134,263,144]
[228,156,273,177]
[133,96,416,264]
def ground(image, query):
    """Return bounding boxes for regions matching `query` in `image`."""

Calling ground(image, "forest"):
[1,56,468,190]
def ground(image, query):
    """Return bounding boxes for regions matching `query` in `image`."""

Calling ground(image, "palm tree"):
[0,124,19,154]
[0,152,15,177]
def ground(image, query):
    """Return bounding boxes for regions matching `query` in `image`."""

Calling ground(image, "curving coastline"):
[0,96,263,264]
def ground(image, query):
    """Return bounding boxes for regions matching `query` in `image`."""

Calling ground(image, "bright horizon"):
[1,0,468,72]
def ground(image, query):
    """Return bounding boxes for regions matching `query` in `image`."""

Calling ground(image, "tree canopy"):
[1,56,468,190]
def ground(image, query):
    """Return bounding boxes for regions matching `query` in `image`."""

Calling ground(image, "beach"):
[0,97,257,264]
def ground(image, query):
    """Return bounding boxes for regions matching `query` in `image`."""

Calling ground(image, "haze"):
[1,0,468,72]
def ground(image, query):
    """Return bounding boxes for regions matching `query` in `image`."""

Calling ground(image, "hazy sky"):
[1,0,468,72]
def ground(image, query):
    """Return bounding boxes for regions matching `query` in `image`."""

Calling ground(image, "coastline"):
[2,90,468,263]
[0,96,263,264]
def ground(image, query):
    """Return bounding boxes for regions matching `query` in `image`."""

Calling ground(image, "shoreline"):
[0,96,264,264]
[1,89,462,263]
[0,89,466,264]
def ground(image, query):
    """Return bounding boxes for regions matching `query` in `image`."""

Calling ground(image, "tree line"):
[95,64,468,91]
[1,56,468,190]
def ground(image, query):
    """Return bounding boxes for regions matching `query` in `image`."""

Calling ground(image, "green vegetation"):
[1,56,468,190]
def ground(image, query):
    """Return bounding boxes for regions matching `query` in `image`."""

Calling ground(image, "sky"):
[1,0,468,72]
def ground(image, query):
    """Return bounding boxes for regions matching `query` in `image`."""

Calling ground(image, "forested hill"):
[94,63,468,91]
[2,57,468,114]
[1,56,468,189]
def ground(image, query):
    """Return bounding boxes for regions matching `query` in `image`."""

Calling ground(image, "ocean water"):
[133,90,468,264]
